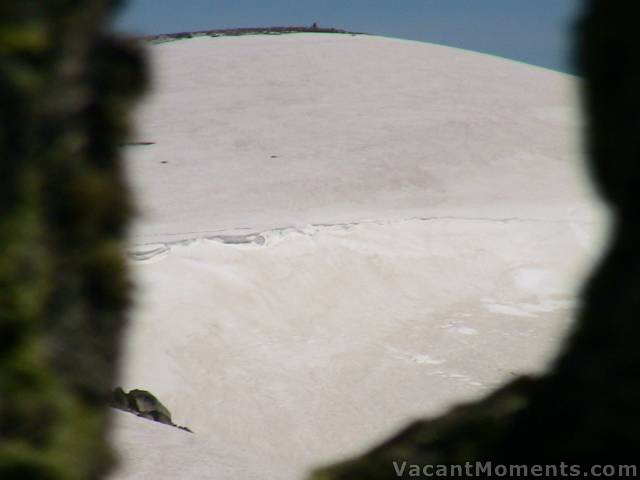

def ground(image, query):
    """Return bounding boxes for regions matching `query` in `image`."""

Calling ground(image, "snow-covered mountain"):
[112,33,607,480]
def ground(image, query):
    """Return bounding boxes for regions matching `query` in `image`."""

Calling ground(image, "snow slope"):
[112,34,607,480]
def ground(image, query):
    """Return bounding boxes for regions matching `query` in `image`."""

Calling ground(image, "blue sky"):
[115,0,583,73]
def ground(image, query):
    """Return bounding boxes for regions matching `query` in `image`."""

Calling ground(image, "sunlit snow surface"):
[112,34,607,480]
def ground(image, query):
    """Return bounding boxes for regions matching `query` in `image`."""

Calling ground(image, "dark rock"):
[144,26,365,44]
[110,388,193,433]
[122,141,155,146]
[127,389,173,423]
[111,387,130,411]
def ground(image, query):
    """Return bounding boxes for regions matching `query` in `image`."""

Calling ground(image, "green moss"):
[0,23,49,53]
[0,1,146,478]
